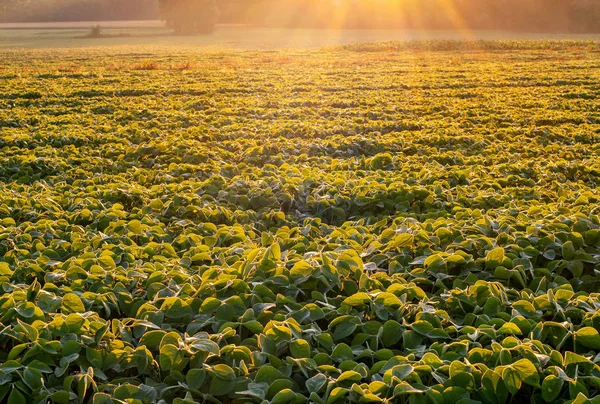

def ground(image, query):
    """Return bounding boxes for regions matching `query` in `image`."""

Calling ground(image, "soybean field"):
[0,41,600,404]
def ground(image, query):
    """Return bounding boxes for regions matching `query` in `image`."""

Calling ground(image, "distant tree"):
[158,0,219,34]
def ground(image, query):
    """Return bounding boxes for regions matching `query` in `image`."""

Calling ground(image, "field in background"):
[0,20,165,29]
[2,24,600,49]
[0,42,600,403]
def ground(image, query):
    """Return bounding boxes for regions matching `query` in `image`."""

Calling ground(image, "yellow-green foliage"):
[0,43,599,404]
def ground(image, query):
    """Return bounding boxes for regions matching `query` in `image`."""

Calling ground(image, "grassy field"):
[0,41,600,404]
[2,24,600,49]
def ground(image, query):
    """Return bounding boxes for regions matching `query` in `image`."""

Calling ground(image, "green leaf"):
[8,388,26,404]
[210,377,235,397]
[542,375,564,403]
[212,364,235,381]
[497,322,522,335]
[23,367,43,391]
[260,243,281,269]
[139,330,167,349]
[159,344,186,372]
[190,339,220,355]
[272,389,296,404]
[562,241,576,260]
[502,367,521,395]
[290,339,311,358]
[61,293,85,314]
[483,297,501,316]
[512,300,537,317]
[374,292,402,309]
[306,374,328,394]
[16,319,38,342]
[424,254,445,270]
[160,297,193,319]
[511,358,540,387]
[114,384,155,401]
[392,234,414,248]
[243,320,264,334]
[267,379,294,399]
[327,387,349,404]
[343,292,370,306]
[390,364,414,381]
[564,352,590,366]
[337,371,362,383]
[332,317,358,340]
[186,369,206,390]
[381,320,403,347]
[127,220,143,234]
[575,327,600,349]
[411,321,434,335]
[449,361,474,389]
[15,302,35,318]
[255,366,285,384]
[0,262,12,276]
[51,391,71,404]
[486,247,505,269]
[237,382,267,400]
[290,260,312,279]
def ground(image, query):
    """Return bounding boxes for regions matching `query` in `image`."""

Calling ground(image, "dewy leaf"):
[190,339,220,355]
[306,374,328,394]
[390,364,414,381]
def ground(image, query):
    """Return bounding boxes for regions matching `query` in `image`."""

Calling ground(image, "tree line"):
[0,0,159,22]
[2,0,600,34]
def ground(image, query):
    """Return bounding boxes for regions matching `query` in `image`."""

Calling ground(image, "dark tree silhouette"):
[1,0,600,33]
[158,0,219,34]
